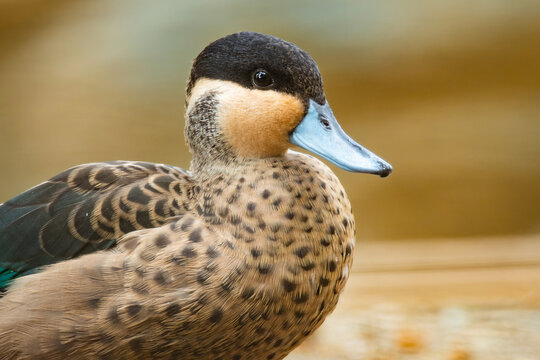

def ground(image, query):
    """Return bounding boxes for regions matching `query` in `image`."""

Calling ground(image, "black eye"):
[252,69,273,89]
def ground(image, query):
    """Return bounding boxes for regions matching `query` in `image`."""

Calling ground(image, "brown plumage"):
[0,32,391,359]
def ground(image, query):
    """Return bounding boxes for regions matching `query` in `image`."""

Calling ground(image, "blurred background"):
[1,1,539,359]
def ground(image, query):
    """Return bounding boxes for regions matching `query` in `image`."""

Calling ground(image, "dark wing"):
[0,161,194,289]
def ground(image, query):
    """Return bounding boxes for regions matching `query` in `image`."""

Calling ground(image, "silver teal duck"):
[0,32,392,359]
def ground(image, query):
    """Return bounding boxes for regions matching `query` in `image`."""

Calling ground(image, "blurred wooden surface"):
[290,235,540,359]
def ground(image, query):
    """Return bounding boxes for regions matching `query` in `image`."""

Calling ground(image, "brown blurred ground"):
[0,1,539,359]
[291,235,540,359]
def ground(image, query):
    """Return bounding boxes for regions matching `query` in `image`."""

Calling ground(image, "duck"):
[0,31,391,359]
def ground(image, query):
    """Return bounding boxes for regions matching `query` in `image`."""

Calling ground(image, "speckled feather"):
[0,32,361,359]
[0,153,354,359]
[0,161,191,286]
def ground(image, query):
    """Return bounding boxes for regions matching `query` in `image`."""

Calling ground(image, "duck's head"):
[185,32,392,177]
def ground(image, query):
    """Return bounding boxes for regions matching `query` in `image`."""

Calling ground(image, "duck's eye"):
[252,70,274,89]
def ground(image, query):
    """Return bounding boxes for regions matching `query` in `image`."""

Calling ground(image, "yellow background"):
[1,1,539,241]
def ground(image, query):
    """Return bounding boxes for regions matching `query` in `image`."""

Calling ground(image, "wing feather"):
[0,161,193,289]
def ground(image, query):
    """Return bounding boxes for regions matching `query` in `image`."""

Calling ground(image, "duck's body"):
[1,153,352,359]
[0,32,391,359]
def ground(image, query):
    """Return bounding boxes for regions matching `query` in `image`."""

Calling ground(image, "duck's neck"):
[189,152,256,181]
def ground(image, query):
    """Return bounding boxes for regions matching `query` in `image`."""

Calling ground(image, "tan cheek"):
[220,89,305,158]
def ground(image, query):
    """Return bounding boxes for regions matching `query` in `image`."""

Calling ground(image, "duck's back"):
[0,161,193,292]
